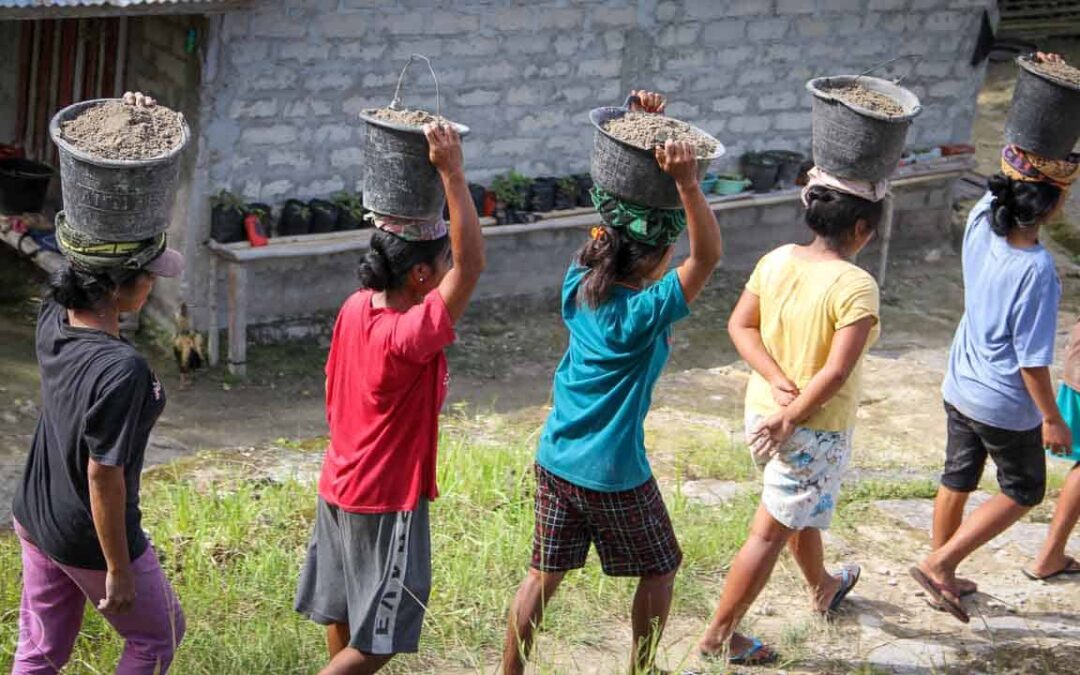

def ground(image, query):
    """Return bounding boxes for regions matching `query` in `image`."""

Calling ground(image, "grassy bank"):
[0,421,757,674]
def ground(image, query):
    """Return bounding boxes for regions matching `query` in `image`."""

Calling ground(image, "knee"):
[641,568,678,590]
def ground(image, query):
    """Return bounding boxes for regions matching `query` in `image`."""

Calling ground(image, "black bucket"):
[763,150,805,189]
[359,55,470,220]
[1004,56,1080,160]
[49,98,191,242]
[742,153,780,193]
[589,96,724,209]
[806,73,921,182]
[0,158,54,215]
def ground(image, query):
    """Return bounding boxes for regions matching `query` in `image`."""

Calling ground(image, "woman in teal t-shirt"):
[501,91,723,675]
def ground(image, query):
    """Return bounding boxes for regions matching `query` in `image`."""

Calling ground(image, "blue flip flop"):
[727,638,778,666]
[825,564,861,615]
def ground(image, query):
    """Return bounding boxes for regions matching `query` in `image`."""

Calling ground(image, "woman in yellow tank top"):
[698,171,884,664]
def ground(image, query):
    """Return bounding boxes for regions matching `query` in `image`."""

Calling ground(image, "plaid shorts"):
[531,464,682,577]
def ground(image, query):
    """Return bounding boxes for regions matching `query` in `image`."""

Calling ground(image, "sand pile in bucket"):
[603,112,718,158]
[61,100,184,160]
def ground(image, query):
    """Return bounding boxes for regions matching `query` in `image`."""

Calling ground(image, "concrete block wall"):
[126,14,206,326]
[201,0,994,202]
[186,0,995,332]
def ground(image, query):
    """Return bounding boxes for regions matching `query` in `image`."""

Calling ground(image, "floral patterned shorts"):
[746,414,853,530]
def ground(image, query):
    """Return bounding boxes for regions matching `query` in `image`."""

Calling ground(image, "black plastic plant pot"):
[211,203,245,243]
[555,184,578,210]
[309,199,338,234]
[278,199,312,236]
[741,153,781,193]
[336,209,363,231]
[0,158,53,215]
[469,183,486,215]
[530,177,557,212]
[574,174,594,207]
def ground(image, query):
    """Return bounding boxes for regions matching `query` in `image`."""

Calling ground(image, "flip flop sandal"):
[824,564,861,615]
[701,637,779,666]
[1022,556,1080,581]
[909,566,969,623]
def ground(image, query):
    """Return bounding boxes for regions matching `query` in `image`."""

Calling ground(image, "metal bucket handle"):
[855,53,922,86]
[389,54,441,118]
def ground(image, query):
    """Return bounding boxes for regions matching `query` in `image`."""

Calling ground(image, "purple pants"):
[12,521,185,675]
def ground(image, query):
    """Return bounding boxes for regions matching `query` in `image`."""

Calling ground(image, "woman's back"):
[943,191,1060,431]
[744,244,880,431]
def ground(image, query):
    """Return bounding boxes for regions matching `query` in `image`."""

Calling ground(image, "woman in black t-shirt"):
[11,233,187,674]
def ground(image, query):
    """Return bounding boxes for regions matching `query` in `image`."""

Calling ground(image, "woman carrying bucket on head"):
[697,168,884,665]
[293,122,485,674]
[501,90,723,675]
[11,91,187,675]
[909,51,1075,623]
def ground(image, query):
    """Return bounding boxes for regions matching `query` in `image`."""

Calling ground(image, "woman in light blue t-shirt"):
[911,136,1076,623]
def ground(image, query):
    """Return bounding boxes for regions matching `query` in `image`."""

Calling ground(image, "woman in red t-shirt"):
[295,123,485,674]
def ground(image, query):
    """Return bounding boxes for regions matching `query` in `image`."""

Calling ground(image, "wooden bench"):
[205,154,976,376]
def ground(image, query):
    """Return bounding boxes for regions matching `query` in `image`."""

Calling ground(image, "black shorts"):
[941,402,1046,507]
[531,464,682,577]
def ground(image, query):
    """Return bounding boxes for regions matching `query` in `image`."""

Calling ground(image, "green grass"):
[0,423,757,674]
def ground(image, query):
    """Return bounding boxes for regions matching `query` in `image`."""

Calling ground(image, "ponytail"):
[987,173,1062,237]
[356,229,449,292]
[576,227,669,308]
[49,264,142,311]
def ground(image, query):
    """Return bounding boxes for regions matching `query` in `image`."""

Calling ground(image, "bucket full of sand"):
[806,69,921,182]
[358,55,470,220]
[49,98,190,242]
[1005,55,1080,160]
[589,97,724,209]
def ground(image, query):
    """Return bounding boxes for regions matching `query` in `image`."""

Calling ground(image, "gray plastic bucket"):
[589,98,724,209]
[359,55,470,220]
[1004,56,1080,160]
[806,75,921,182]
[358,113,470,220]
[49,98,190,242]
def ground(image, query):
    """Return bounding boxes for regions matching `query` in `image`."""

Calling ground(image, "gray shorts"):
[294,497,431,655]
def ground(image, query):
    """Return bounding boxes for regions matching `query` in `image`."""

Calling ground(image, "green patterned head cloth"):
[56,212,167,273]
[590,186,686,247]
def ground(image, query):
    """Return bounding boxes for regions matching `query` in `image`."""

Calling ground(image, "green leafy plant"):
[557,175,579,196]
[210,189,245,211]
[491,171,533,210]
[331,190,365,220]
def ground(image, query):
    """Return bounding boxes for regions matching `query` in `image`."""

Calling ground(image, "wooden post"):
[876,194,896,289]
[226,263,247,377]
[207,255,219,367]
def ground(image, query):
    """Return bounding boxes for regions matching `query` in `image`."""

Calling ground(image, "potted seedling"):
[530,176,557,213]
[555,176,579,210]
[573,173,594,207]
[210,189,246,243]
[309,198,339,234]
[492,171,533,225]
[278,199,312,236]
[332,191,366,230]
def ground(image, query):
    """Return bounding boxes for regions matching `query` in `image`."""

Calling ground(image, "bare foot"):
[811,573,842,613]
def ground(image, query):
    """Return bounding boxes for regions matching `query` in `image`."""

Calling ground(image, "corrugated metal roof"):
[0,0,235,7]
[0,0,249,17]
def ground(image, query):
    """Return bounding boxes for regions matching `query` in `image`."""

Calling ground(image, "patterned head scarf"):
[800,166,889,206]
[56,211,172,273]
[1001,145,1080,190]
[590,186,686,247]
[364,212,448,242]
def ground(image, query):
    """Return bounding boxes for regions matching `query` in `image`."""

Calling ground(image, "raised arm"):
[426,123,486,322]
[655,140,722,303]
[728,290,799,406]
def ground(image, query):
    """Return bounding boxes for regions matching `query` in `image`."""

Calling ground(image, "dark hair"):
[576,227,670,308]
[804,185,884,250]
[987,173,1061,237]
[357,229,449,292]
[49,264,146,311]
